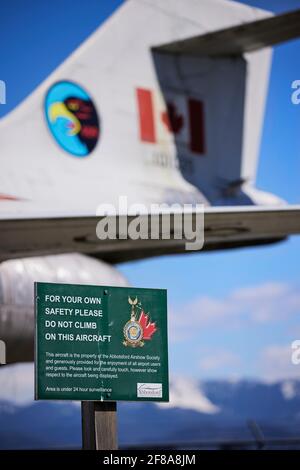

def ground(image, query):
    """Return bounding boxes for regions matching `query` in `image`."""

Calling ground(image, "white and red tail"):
[1,0,300,220]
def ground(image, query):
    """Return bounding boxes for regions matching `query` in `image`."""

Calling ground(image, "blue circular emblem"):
[45,81,99,157]
[124,321,143,344]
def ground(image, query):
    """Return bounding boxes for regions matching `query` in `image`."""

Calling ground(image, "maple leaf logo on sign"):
[123,297,157,348]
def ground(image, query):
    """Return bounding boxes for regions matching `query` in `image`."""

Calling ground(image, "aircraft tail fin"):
[154,9,300,56]
[0,0,295,215]
[151,8,300,206]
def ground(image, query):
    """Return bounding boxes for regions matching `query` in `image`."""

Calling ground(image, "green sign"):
[35,282,169,402]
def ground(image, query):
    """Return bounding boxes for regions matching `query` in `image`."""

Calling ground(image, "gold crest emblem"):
[123,297,157,348]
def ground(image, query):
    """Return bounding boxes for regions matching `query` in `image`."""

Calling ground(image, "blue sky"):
[1,0,300,381]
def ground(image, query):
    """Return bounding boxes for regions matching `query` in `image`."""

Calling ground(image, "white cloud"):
[157,376,219,414]
[259,344,300,382]
[0,363,82,408]
[0,363,34,405]
[199,350,240,372]
[281,381,297,400]
[169,282,300,342]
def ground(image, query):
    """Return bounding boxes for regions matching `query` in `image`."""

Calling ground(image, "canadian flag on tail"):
[136,88,206,155]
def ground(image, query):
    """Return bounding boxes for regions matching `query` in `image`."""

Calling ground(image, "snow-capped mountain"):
[0,364,300,449]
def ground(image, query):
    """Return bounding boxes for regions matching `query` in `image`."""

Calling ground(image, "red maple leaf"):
[139,311,157,340]
[161,102,184,134]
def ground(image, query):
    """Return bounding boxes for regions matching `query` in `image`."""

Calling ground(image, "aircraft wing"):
[1,205,300,264]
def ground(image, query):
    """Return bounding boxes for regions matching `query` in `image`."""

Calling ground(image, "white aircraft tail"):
[1,0,299,218]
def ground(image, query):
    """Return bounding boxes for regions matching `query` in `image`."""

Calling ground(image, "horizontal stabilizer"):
[154,9,300,56]
[1,206,300,263]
